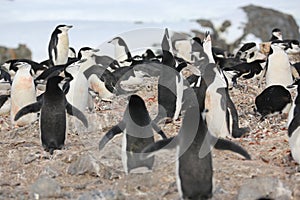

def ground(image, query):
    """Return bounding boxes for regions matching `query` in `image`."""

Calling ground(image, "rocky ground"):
[0,74,300,200]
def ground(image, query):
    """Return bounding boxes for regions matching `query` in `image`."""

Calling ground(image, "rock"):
[242,5,299,42]
[193,4,299,53]
[0,44,31,64]
[67,154,100,177]
[237,177,292,200]
[23,153,38,164]
[77,189,125,200]
[30,177,61,198]
[40,165,62,178]
[293,183,300,199]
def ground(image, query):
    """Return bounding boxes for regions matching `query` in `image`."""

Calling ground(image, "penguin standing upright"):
[10,62,37,127]
[99,94,167,174]
[108,36,132,64]
[77,47,116,101]
[65,61,89,113]
[48,24,73,66]
[154,28,187,123]
[287,79,300,164]
[142,75,251,199]
[265,40,293,88]
[14,76,88,155]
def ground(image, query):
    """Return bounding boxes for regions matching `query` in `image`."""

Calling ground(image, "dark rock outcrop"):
[192,4,300,53]
[0,44,31,64]
[243,4,299,41]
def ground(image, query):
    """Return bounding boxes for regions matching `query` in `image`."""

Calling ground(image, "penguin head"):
[271,28,282,40]
[108,37,126,47]
[68,47,77,58]
[127,95,151,127]
[161,28,171,51]
[285,40,300,54]
[202,31,212,50]
[78,47,99,59]
[46,76,65,92]
[14,62,34,76]
[2,60,17,72]
[142,49,156,60]
[236,42,257,60]
[56,24,73,33]
[270,40,288,50]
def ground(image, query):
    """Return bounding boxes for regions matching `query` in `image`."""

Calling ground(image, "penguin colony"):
[1,25,300,199]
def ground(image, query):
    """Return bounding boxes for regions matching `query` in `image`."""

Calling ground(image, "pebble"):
[23,153,38,164]
[67,153,100,176]
[77,189,125,200]
[237,176,292,200]
[30,176,61,198]
[40,165,62,178]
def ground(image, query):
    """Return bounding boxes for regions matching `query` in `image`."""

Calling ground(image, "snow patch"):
[212,8,248,44]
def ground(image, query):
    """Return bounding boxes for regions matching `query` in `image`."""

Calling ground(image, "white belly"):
[266,52,292,88]
[11,74,37,126]
[205,88,229,138]
[88,75,113,100]
[53,33,69,65]
[287,102,296,127]
[289,126,300,164]
[66,72,89,112]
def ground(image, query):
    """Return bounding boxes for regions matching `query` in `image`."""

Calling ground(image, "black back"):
[255,85,291,120]
[178,76,213,199]
[41,76,66,153]
[124,95,155,172]
[48,25,64,66]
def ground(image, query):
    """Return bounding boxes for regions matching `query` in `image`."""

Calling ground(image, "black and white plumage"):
[3,59,47,77]
[48,24,73,66]
[287,79,300,164]
[0,65,12,87]
[222,59,265,87]
[108,36,132,64]
[142,75,250,199]
[83,64,130,96]
[269,28,283,41]
[93,54,120,71]
[65,61,90,113]
[153,28,189,123]
[10,62,37,127]
[99,94,167,174]
[14,76,88,155]
[265,40,293,88]
[255,85,292,120]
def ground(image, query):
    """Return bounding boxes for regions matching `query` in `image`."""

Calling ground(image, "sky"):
[1,0,300,23]
[1,0,299,61]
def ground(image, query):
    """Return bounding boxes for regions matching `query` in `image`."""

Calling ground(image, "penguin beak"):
[93,49,100,53]
[66,25,73,29]
[108,37,117,44]
[77,58,87,64]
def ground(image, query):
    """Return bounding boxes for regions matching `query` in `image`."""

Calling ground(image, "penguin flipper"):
[214,138,251,160]
[141,137,177,160]
[83,64,107,79]
[14,101,43,121]
[0,68,12,84]
[0,95,9,108]
[65,102,88,128]
[35,65,64,82]
[151,121,167,139]
[99,121,125,150]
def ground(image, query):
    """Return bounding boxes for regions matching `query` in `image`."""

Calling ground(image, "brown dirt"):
[0,76,299,199]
